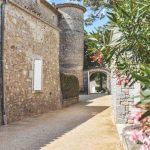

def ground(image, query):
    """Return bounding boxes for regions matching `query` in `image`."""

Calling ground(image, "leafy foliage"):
[104,1,150,121]
[60,73,79,99]
[83,0,114,25]
[102,0,150,75]
[84,0,150,122]
[132,64,150,120]
[84,27,112,69]
[83,3,150,148]
[126,65,150,149]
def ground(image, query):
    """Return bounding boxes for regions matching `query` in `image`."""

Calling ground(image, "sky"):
[48,0,109,32]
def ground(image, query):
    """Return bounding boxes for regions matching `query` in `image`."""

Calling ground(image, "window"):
[33,59,43,91]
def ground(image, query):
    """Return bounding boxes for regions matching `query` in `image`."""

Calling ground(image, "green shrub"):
[60,73,79,99]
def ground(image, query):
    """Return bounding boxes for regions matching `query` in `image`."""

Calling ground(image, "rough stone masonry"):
[0,0,85,124]
[111,71,141,124]
[57,3,86,91]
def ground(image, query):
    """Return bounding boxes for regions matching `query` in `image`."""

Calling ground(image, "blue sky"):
[48,0,109,32]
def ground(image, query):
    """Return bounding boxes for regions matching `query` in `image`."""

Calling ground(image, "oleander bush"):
[83,0,150,149]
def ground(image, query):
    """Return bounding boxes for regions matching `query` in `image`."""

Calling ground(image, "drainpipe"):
[1,0,7,125]
[87,71,90,95]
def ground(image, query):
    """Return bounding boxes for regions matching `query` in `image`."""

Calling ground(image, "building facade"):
[57,3,85,91]
[0,0,85,124]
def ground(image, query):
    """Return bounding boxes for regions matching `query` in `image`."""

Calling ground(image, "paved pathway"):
[0,94,123,150]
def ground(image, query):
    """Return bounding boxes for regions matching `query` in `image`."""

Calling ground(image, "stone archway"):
[83,68,111,94]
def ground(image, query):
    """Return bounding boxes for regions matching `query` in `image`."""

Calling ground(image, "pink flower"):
[126,130,144,142]
[116,79,123,85]
[128,119,134,124]
[132,112,142,119]
[139,133,150,150]
[143,137,150,146]
[90,52,103,64]
[140,144,150,150]
[133,118,141,124]
[131,111,142,124]
[124,79,129,84]
[138,131,146,142]
[142,118,148,123]
[145,128,150,135]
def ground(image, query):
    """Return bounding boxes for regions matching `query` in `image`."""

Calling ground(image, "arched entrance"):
[83,68,111,94]
[90,72,107,94]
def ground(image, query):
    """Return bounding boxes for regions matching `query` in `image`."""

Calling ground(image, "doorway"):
[90,72,107,94]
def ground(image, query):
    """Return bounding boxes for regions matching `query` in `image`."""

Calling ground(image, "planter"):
[62,97,79,107]
[123,135,140,150]
[122,126,141,150]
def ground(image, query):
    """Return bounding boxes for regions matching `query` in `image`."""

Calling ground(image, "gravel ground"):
[0,94,123,150]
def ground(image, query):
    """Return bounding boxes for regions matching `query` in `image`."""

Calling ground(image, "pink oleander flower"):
[134,119,141,124]
[145,128,150,135]
[132,111,142,119]
[126,129,143,142]
[131,111,143,124]
[140,143,150,150]
[124,79,129,84]
[90,51,103,64]
[116,79,123,85]
[128,119,134,124]
[143,137,150,146]
[142,118,149,124]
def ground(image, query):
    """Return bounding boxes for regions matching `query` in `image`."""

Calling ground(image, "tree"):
[103,0,150,74]
[84,27,112,69]
[84,0,115,25]
[84,0,150,81]
[83,0,150,147]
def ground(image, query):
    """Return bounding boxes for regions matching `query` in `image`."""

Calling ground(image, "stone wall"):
[111,72,140,124]
[39,1,58,26]
[3,2,62,123]
[83,71,88,94]
[62,97,79,107]
[10,0,59,26]
[57,4,85,91]
[0,2,3,125]
[83,68,111,94]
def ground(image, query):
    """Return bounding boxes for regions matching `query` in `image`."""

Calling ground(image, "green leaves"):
[140,110,150,121]
[84,27,112,68]
[102,0,150,121]
[141,90,150,98]
[107,12,117,23]
[101,0,150,76]
[132,73,150,85]
[136,90,150,105]
[132,64,150,88]
[132,65,150,120]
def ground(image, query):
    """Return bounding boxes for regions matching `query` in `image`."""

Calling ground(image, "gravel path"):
[0,94,123,150]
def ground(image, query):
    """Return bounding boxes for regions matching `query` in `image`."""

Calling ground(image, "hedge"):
[60,73,79,99]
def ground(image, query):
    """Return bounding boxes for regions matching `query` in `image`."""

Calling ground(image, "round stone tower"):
[56,3,86,91]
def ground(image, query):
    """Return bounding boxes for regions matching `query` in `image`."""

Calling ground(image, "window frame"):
[32,58,43,92]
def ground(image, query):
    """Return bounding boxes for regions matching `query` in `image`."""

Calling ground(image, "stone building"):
[57,3,85,91]
[110,29,141,124]
[0,0,85,125]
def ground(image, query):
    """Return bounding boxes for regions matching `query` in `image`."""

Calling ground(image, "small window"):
[33,59,43,91]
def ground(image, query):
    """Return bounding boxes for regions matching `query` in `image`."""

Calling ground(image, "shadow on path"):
[80,93,107,101]
[0,94,109,150]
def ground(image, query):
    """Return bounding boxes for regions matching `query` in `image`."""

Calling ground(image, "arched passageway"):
[83,68,111,94]
[90,72,107,94]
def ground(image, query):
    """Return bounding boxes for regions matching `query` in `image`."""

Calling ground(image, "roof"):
[56,3,86,13]
[40,0,61,16]
[8,0,61,30]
